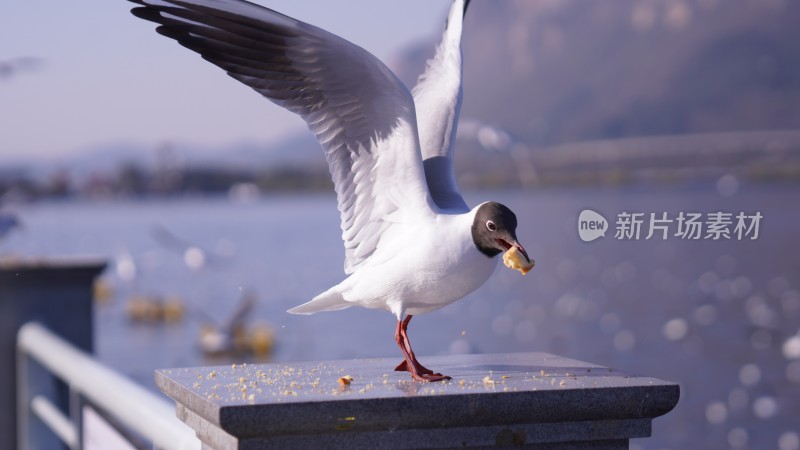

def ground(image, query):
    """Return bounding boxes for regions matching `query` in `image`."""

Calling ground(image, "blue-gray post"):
[156,352,679,449]
[1,259,106,450]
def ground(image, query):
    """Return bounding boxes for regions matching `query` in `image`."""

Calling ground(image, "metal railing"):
[16,322,200,450]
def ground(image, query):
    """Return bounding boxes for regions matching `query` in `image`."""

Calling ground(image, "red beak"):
[497,239,530,263]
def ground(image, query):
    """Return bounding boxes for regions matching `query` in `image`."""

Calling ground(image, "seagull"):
[197,289,263,355]
[151,224,232,270]
[0,57,42,81]
[130,0,533,381]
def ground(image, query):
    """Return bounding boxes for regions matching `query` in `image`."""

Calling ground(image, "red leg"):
[394,316,433,374]
[394,315,451,382]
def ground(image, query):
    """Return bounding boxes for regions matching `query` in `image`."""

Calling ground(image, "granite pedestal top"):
[156,352,679,449]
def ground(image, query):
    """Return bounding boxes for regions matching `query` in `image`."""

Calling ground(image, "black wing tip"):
[128,0,151,10]
[131,6,161,22]
[155,25,185,40]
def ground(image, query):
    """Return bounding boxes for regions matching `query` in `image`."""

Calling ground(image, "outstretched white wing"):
[130,0,435,273]
[412,0,470,212]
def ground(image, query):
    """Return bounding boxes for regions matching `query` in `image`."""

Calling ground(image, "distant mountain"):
[394,0,800,147]
[16,133,326,183]
[13,0,800,187]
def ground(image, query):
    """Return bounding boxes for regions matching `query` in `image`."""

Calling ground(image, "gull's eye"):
[486,220,497,231]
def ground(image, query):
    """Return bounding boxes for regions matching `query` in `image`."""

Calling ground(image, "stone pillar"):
[0,259,106,450]
[156,352,679,449]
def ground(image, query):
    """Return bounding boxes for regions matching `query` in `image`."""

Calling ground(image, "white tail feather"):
[287,288,350,315]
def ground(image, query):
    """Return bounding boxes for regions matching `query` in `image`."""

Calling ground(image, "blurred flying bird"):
[115,247,138,283]
[0,57,43,81]
[459,119,540,186]
[130,0,532,381]
[0,211,21,240]
[151,224,233,270]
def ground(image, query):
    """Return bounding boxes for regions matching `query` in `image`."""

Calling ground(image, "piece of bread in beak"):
[502,246,534,275]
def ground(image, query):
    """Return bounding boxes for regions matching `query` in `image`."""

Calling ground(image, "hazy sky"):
[0,0,448,162]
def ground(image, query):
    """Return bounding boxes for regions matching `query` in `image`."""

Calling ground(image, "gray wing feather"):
[412,0,469,212]
[130,0,434,273]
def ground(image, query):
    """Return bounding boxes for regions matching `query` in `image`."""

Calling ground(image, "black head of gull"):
[471,201,530,262]
[129,0,531,383]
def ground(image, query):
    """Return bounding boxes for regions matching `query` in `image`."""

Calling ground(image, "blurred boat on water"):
[93,279,115,305]
[125,295,186,323]
[197,290,275,358]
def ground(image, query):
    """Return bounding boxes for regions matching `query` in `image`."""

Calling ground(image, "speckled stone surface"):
[156,352,679,449]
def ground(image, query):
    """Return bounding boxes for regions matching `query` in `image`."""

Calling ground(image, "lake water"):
[2,183,799,450]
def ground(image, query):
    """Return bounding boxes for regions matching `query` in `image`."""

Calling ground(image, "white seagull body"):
[300,211,497,318]
[130,0,531,381]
